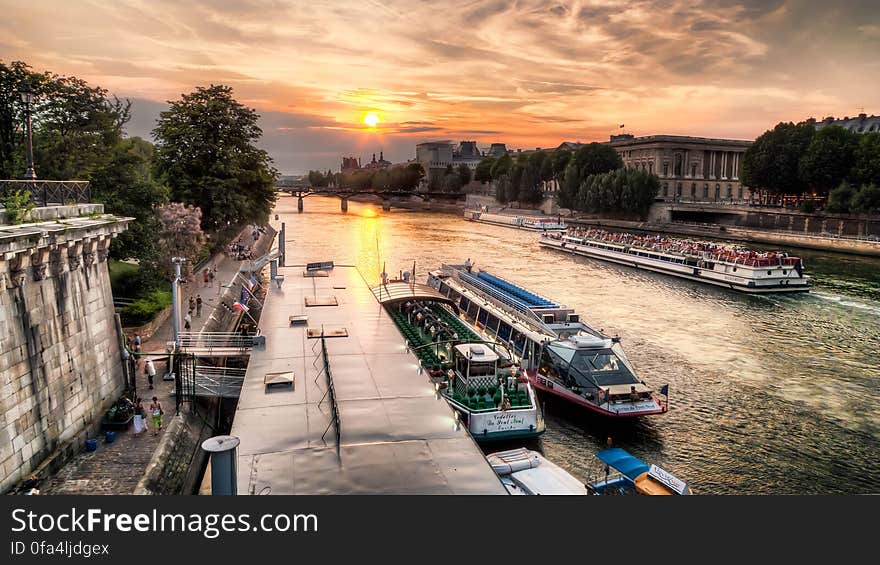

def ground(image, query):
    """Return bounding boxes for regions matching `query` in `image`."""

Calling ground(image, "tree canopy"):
[558,143,622,208]
[153,85,277,231]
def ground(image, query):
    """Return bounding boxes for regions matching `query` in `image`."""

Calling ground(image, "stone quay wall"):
[0,212,131,492]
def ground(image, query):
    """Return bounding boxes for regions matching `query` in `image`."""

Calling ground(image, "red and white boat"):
[428,264,667,418]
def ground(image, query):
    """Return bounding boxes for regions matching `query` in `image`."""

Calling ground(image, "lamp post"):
[18,82,37,181]
[171,257,187,349]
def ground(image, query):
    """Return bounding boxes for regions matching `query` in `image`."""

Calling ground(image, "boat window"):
[439,282,450,296]
[497,322,512,341]
[468,361,495,377]
[477,308,488,325]
[467,301,479,319]
[460,297,470,312]
[485,313,500,334]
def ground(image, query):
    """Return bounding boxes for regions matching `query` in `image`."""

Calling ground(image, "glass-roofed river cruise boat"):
[427,264,667,418]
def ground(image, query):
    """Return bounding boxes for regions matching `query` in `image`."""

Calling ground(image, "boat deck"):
[229,264,507,494]
[460,270,559,311]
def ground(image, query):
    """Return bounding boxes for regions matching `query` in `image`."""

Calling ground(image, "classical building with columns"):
[608,134,752,202]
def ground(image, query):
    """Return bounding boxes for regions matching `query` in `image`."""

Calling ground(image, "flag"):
[242,274,254,291]
[240,286,250,302]
[248,273,259,289]
[232,301,249,313]
[619,124,625,128]
[660,384,669,396]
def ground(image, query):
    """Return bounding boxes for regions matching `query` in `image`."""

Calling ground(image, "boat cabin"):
[587,448,691,495]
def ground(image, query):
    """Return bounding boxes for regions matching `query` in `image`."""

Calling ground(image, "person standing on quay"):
[150,397,163,436]
[132,398,146,436]
[203,269,210,287]
[145,358,156,390]
[184,311,192,331]
[196,295,203,317]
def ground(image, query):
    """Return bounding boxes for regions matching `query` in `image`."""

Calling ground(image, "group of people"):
[225,225,268,260]
[129,396,164,436]
[185,295,203,330]
[563,228,797,266]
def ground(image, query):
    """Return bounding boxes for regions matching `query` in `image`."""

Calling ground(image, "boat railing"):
[315,330,341,452]
[443,265,548,333]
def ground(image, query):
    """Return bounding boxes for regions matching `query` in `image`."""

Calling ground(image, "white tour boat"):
[427,264,667,418]
[464,209,567,231]
[540,228,809,294]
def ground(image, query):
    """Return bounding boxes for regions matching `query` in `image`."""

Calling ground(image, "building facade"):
[815,113,880,134]
[609,134,753,202]
[415,141,486,189]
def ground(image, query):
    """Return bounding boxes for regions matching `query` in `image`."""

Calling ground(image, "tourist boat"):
[464,209,567,231]
[427,264,667,418]
[586,448,691,495]
[374,279,544,442]
[488,447,588,495]
[540,228,809,293]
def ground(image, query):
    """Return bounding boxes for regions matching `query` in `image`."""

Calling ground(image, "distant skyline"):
[2,0,879,174]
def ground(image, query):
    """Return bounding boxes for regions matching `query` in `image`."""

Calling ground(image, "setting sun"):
[363,112,381,128]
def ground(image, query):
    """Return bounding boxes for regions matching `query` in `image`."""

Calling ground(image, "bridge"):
[274,185,461,212]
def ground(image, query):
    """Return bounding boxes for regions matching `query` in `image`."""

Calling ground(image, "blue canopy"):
[595,448,650,480]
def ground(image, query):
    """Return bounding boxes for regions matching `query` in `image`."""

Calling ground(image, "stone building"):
[415,141,485,189]
[0,198,130,493]
[609,134,753,202]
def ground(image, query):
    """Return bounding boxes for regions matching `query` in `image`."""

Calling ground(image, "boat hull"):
[449,401,545,442]
[464,211,567,231]
[540,237,809,294]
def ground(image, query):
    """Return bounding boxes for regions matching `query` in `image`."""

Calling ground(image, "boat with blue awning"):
[588,448,691,495]
[428,263,667,418]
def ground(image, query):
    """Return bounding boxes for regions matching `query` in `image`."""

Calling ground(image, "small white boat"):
[464,209,567,231]
[488,448,588,495]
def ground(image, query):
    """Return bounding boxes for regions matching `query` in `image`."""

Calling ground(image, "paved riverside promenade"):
[40,229,259,495]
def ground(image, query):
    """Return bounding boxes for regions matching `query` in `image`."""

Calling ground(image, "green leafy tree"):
[558,144,621,208]
[799,125,859,195]
[851,184,880,214]
[153,85,277,231]
[308,170,327,187]
[742,121,815,196]
[474,157,495,183]
[442,168,462,193]
[90,137,169,275]
[457,163,472,187]
[574,169,658,218]
[490,154,512,179]
[825,181,856,213]
[850,133,880,188]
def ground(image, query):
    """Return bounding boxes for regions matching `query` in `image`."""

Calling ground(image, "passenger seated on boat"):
[629,386,640,402]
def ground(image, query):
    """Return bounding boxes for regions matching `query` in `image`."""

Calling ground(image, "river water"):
[277,194,880,494]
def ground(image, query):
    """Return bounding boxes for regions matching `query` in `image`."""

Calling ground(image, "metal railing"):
[312,330,341,451]
[0,180,91,207]
[177,332,254,354]
[183,365,246,398]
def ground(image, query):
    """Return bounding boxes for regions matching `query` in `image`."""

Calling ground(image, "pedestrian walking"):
[133,334,141,352]
[145,358,156,389]
[203,269,210,287]
[209,268,215,286]
[184,311,192,331]
[188,296,195,311]
[196,295,203,317]
[132,398,146,436]
[150,397,163,435]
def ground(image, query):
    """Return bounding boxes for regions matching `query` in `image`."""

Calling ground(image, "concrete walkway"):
[40,227,263,494]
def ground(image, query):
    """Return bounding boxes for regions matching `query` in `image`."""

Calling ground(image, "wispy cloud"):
[1,0,877,172]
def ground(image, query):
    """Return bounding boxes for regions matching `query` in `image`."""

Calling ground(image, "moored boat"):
[586,448,691,495]
[427,263,667,418]
[464,209,567,231]
[540,228,809,293]
[373,279,544,442]
[488,447,588,495]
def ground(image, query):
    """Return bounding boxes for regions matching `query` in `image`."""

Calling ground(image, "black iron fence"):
[0,179,91,206]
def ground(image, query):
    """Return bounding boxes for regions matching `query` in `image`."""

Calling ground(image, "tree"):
[308,170,327,187]
[153,85,277,231]
[574,169,659,218]
[457,163,472,187]
[825,181,856,214]
[90,137,168,270]
[799,125,859,195]
[558,144,621,209]
[490,154,512,180]
[851,133,880,188]
[851,184,880,214]
[742,121,815,196]
[157,203,205,279]
[442,169,462,193]
[474,157,495,183]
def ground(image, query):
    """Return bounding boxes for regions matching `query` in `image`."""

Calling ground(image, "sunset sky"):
[2,0,878,173]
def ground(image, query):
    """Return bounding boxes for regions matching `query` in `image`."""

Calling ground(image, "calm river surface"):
[278,194,880,494]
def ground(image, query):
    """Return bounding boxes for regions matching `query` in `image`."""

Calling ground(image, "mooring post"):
[201,435,240,495]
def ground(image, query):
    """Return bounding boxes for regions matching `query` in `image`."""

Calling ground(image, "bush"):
[798,200,817,213]
[120,289,172,327]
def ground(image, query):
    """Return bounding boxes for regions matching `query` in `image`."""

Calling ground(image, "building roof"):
[608,134,752,148]
[816,113,880,134]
